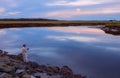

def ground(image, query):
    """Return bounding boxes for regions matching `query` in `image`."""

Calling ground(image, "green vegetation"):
[105,22,120,27]
[0,20,120,28]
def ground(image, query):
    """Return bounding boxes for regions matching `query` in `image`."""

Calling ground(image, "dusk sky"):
[0,0,120,20]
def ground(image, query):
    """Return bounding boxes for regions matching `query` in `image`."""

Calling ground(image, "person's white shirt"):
[22,44,28,62]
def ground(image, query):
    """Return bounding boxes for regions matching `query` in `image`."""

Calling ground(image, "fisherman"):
[22,44,29,62]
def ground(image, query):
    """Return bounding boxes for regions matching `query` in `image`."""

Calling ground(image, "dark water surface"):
[0,26,120,78]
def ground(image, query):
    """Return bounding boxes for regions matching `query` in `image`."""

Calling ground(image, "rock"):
[60,66,73,74]
[22,73,31,78]
[33,73,49,78]
[17,53,23,61]
[15,63,26,69]
[0,63,15,73]
[26,61,42,73]
[60,66,73,78]
[27,61,40,68]
[0,50,3,55]
[35,68,43,72]
[13,76,20,78]
[31,75,36,78]
[33,72,41,77]
[0,50,87,78]
[16,69,25,74]
[4,51,8,56]
[49,75,61,78]
[40,65,47,72]
[0,73,12,78]
[45,66,60,76]
[46,66,60,75]
[0,56,10,62]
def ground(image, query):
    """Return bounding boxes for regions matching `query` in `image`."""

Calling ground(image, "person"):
[22,44,29,62]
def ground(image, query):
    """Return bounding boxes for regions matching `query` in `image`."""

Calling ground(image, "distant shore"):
[0,20,120,29]
[0,50,86,78]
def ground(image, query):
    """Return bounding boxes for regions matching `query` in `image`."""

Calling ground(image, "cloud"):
[0,11,21,16]
[46,0,120,6]
[46,36,100,42]
[45,5,120,18]
[7,12,21,15]
[0,7,5,13]
[0,0,21,16]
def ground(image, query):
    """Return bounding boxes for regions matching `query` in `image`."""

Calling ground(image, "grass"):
[0,20,120,28]
[105,22,120,27]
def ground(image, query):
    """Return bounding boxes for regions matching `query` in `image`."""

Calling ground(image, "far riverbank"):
[0,20,120,29]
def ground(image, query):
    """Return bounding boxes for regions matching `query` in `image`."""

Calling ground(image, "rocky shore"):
[0,50,86,78]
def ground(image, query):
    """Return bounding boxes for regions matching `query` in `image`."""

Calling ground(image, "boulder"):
[0,63,15,73]
[4,51,8,56]
[33,73,49,78]
[0,73,12,78]
[22,73,31,78]
[60,66,73,78]
[16,69,25,74]
[60,66,73,74]
[31,75,36,78]
[13,76,20,78]
[0,50,3,55]
[46,66,60,75]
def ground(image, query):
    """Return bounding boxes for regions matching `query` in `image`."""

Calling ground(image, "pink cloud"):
[47,26,105,34]
[0,7,5,13]
[45,5,120,18]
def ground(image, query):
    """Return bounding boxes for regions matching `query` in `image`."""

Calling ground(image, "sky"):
[0,0,120,20]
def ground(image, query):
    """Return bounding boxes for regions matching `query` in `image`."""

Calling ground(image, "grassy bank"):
[105,22,120,27]
[0,20,120,28]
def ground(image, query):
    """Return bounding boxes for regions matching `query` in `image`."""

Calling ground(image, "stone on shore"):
[0,50,86,78]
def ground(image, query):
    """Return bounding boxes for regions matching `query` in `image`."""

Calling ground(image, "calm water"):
[0,26,120,78]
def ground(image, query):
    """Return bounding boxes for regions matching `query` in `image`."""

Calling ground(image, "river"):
[0,26,120,78]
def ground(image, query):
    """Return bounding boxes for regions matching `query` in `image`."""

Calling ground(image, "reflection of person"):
[22,44,29,62]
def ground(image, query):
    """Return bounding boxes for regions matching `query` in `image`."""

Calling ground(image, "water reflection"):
[47,26,105,34]
[46,36,100,42]
[0,26,120,78]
